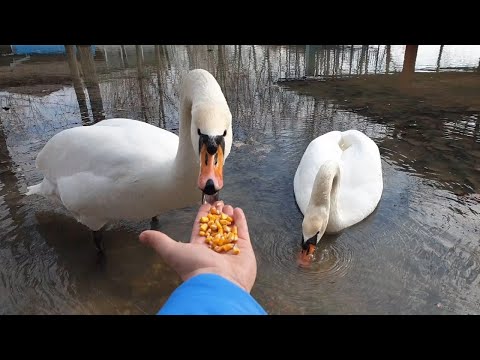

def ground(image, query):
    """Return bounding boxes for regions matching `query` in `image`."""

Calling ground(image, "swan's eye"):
[197,129,201,136]
[223,130,227,137]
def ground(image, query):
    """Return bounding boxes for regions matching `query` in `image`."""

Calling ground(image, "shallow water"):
[0,45,479,314]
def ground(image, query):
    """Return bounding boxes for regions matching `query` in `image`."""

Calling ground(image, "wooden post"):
[77,45,105,122]
[401,45,419,83]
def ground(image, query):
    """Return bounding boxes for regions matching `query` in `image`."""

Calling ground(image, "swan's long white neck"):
[174,71,231,176]
[175,94,197,175]
[306,160,342,232]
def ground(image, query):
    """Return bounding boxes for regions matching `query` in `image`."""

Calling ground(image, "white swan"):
[26,69,233,251]
[294,129,383,260]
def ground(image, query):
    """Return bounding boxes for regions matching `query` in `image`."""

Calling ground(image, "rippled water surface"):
[0,45,479,314]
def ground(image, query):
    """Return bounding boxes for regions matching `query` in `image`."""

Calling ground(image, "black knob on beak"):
[302,232,319,251]
[203,179,216,195]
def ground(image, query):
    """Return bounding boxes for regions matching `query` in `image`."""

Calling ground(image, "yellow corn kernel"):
[200,208,239,254]
[222,243,234,252]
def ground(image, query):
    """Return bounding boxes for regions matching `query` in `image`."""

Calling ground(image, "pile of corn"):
[199,206,240,255]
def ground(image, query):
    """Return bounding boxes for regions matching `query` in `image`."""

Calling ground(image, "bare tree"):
[349,45,354,75]
[386,45,391,74]
[325,48,330,76]
[305,45,316,77]
[364,45,370,74]
[340,45,345,75]
[121,45,129,67]
[374,45,380,74]
[154,45,166,128]
[217,45,227,93]
[334,46,340,76]
[163,45,171,69]
[136,45,148,122]
[436,45,444,72]
[358,45,366,74]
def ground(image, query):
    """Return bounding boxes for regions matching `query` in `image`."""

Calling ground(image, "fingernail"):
[139,231,149,242]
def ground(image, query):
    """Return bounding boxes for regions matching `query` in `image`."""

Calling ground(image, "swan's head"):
[299,213,327,264]
[191,104,233,197]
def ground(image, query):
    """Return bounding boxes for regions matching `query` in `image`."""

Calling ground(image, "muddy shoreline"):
[278,72,480,122]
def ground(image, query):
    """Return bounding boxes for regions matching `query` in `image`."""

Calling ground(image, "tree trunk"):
[65,45,90,124]
[401,45,419,83]
[77,45,104,122]
[436,45,444,72]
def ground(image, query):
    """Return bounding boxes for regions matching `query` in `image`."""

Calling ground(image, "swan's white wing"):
[338,130,383,226]
[35,119,179,227]
[37,119,178,180]
[294,131,343,214]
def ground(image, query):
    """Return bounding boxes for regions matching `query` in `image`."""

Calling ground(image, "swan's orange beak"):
[198,144,224,195]
[298,244,316,267]
[297,232,318,267]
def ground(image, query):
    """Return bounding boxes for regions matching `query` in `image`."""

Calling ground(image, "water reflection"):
[0,45,479,314]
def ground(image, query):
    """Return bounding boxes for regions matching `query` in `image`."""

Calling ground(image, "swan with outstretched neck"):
[26,69,232,253]
[294,129,383,264]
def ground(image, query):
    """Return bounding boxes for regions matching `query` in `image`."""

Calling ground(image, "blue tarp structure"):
[11,45,96,55]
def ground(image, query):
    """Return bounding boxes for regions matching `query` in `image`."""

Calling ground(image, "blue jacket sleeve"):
[158,273,267,315]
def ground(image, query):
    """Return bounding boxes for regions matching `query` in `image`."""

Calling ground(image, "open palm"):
[139,201,257,293]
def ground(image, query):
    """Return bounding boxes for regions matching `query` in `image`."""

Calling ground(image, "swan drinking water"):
[294,129,383,263]
[26,69,233,252]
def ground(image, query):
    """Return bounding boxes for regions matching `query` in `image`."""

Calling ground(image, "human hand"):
[139,201,257,293]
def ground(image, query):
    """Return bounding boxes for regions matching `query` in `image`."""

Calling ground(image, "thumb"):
[139,230,183,263]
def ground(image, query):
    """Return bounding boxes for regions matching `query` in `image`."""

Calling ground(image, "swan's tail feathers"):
[26,183,42,196]
[26,179,56,197]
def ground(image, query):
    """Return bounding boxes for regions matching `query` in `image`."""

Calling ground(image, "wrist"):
[183,269,249,293]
